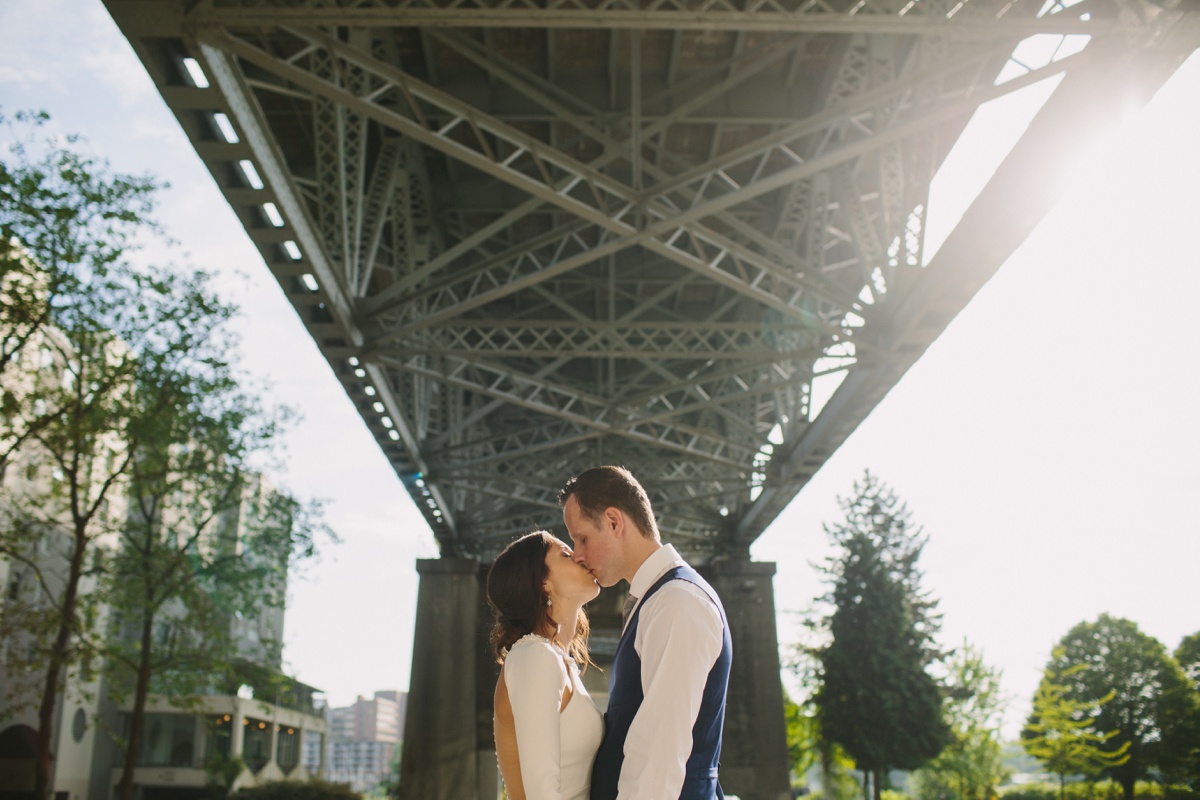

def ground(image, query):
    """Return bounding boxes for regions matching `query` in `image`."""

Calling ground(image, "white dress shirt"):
[618,544,724,800]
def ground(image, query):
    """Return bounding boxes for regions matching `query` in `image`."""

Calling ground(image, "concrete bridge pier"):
[707,560,792,800]
[400,556,791,800]
[398,557,498,800]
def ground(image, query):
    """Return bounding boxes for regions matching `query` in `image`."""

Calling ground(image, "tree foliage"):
[227,781,363,800]
[909,640,1012,800]
[1,108,188,800]
[1171,633,1200,791]
[786,642,860,800]
[1022,657,1129,800]
[811,471,949,800]
[1,109,159,470]
[1028,617,1195,800]
[1178,634,1200,690]
[1,110,329,800]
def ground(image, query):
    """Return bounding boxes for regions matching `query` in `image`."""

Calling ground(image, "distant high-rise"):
[306,690,406,792]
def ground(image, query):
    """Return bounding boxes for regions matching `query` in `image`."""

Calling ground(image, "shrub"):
[228,780,362,800]
[1000,782,1200,800]
[1000,785,1058,800]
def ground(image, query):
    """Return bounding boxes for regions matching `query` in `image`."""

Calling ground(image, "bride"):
[487,530,604,800]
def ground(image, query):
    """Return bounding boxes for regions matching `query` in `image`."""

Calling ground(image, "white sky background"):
[2,0,1198,740]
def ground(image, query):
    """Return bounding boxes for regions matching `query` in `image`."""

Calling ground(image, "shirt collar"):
[629,543,683,600]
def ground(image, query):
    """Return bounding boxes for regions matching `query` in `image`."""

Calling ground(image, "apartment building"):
[305,691,406,793]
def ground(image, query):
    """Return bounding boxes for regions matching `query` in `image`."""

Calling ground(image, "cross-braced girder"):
[105,0,1200,562]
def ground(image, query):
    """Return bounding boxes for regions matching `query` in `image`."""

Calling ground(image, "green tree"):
[108,455,327,800]
[786,641,860,800]
[1032,617,1194,800]
[0,110,329,800]
[1171,633,1200,791]
[0,119,176,797]
[1,109,158,474]
[1179,634,1200,689]
[910,640,1012,800]
[380,741,402,799]
[812,471,950,800]
[92,287,315,800]
[1022,659,1128,800]
[785,690,817,782]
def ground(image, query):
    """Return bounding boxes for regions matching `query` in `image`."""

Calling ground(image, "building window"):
[276,725,300,775]
[242,717,272,774]
[302,730,324,777]
[205,715,233,761]
[71,708,86,743]
[136,714,196,767]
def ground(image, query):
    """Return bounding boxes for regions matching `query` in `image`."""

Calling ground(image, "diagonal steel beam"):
[731,11,1200,548]
[274,27,862,319]
[376,353,761,467]
[197,43,360,346]
[417,28,861,304]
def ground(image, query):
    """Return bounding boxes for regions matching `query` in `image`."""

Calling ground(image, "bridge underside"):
[105,1,1197,798]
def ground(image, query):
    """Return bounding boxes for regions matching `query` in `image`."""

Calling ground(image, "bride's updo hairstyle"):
[486,530,592,671]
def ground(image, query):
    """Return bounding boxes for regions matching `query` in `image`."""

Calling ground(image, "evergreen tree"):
[787,637,860,800]
[812,471,949,800]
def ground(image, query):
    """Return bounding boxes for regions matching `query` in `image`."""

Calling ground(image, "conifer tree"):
[812,471,949,800]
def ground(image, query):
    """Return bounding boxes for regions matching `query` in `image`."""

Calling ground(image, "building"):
[306,691,406,793]
[0,266,326,799]
[0,270,128,800]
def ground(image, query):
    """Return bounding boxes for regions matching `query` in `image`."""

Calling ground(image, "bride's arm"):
[504,641,567,800]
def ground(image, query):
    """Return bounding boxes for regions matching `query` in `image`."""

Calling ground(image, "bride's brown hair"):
[486,530,593,671]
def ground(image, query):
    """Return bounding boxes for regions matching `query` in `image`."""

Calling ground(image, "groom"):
[560,466,731,800]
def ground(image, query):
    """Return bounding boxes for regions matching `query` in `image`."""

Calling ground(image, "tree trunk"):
[1120,775,1135,800]
[117,610,157,800]
[861,770,871,800]
[872,769,883,800]
[32,528,87,800]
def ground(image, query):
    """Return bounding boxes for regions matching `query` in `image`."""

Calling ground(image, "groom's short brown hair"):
[559,465,660,542]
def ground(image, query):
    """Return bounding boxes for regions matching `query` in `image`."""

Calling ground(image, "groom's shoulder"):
[651,574,724,618]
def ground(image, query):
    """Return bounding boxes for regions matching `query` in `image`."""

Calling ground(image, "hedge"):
[227,779,363,800]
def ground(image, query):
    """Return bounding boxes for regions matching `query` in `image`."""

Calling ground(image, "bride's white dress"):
[499,634,604,800]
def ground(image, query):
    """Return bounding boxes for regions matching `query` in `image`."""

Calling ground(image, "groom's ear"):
[603,507,623,538]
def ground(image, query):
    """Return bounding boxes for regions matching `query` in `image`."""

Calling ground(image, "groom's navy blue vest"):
[590,564,731,800]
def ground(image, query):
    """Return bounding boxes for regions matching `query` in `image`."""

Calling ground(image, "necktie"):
[621,593,639,627]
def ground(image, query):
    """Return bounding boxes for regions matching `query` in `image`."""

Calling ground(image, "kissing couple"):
[487,465,731,800]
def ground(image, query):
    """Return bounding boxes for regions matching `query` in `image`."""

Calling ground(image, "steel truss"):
[106,0,1199,561]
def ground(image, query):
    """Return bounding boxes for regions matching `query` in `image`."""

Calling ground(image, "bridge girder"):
[104,0,1200,562]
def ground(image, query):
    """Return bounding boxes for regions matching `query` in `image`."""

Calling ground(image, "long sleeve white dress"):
[494,634,603,800]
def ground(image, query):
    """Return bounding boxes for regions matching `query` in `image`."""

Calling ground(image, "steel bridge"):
[104,1,1197,797]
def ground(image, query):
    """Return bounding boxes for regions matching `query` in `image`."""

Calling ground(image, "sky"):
[2,0,1197,741]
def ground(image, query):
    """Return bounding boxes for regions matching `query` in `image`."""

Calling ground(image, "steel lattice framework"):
[105,0,1198,562]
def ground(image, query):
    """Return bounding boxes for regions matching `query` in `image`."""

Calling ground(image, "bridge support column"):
[706,560,792,800]
[399,557,498,800]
